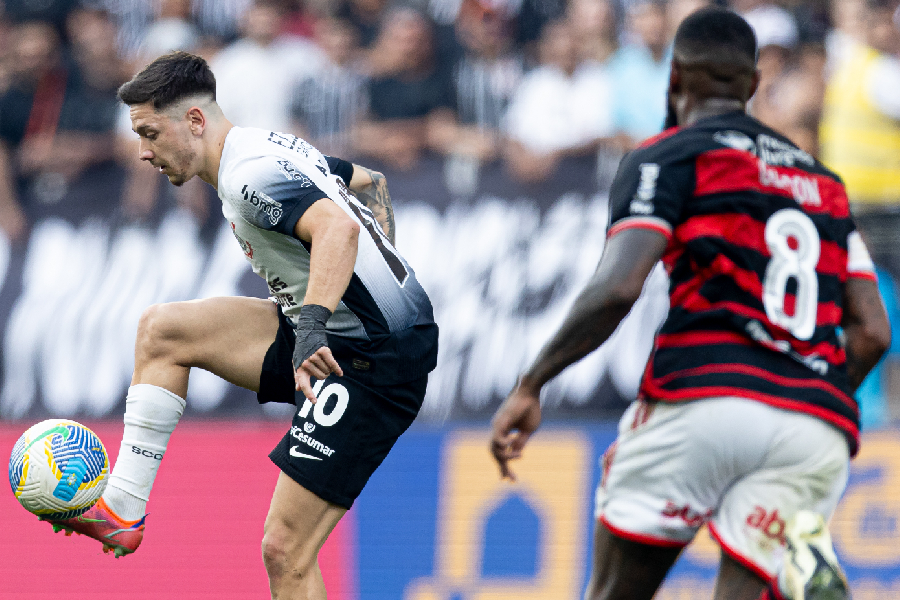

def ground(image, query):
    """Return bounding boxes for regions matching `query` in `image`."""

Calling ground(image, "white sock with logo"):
[103,384,186,521]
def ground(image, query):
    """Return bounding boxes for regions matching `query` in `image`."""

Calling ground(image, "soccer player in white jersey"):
[46,51,439,600]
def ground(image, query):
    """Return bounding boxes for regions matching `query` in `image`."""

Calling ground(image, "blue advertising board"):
[356,426,900,600]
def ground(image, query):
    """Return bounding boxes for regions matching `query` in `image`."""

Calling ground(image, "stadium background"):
[1,0,900,598]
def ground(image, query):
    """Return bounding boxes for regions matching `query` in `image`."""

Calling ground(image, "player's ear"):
[186,106,206,136]
[668,60,682,95]
[748,69,761,101]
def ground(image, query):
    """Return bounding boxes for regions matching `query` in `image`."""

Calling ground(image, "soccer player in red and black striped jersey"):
[490,7,890,600]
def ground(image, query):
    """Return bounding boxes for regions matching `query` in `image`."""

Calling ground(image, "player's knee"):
[261,523,315,582]
[134,303,188,361]
[260,529,289,578]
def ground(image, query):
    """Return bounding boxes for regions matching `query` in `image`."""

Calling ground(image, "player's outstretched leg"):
[47,298,280,556]
[262,473,347,600]
[778,511,850,600]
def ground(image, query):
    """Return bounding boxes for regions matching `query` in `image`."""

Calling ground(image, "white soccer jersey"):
[217,127,438,384]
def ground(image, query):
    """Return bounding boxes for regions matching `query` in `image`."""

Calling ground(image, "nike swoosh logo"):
[76,516,105,523]
[290,446,322,460]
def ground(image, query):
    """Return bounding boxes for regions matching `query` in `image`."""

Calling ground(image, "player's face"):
[129,102,199,187]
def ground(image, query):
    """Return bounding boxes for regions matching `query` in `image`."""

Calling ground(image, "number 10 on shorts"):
[298,380,350,427]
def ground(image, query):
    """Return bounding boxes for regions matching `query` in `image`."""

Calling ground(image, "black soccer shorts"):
[260,305,428,508]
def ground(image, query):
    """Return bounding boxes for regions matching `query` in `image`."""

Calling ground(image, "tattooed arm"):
[347,164,396,245]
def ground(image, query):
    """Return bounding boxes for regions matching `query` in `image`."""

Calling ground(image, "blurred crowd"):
[0,0,898,421]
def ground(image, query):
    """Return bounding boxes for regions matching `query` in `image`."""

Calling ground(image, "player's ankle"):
[102,486,147,521]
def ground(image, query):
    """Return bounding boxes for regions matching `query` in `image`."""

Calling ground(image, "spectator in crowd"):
[608,0,671,144]
[134,0,201,63]
[354,7,457,171]
[820,0,900,279]
[569,0,619,66]
[336,0,389,49]
[211,0,324,133]
[515,0,567,59]
[290,16,368,157]
[2,0,76,36]
[447,0,525,165]
[740,0,801,127]
[0,20,61,242]
[192,0,253,43]
[826,0,868,73]
[281,0,321,38]
[503,17,615,182]
[0,12,123,241]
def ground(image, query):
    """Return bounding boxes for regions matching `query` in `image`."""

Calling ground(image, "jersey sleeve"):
[230,157,331,237]
[324,155,354,185]
[846,230,877,281]
[607,147,694,241]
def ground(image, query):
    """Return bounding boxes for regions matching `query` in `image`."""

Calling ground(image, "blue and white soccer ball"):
[8,419,109,520]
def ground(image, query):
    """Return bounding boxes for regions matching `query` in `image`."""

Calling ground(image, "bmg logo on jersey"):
[241,184,284,226]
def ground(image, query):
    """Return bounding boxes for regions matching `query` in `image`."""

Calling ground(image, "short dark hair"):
[673,7,757,74]
[118,51,216,110]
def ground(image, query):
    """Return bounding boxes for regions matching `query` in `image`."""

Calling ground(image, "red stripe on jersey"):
[656,330,754,348]
[694,149,850,218]
[675,214,850,279]
[661,321,846,365]
[655,328,846,366]
[608,216,673,240]
[638,126,680,149]
[675,257,844,330]
[652,362,856,410]
[657,328,845,366]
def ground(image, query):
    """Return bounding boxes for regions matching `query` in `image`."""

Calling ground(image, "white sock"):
[103,384,186,520]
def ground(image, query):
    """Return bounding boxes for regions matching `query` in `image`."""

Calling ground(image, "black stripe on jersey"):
[339,274,391,337]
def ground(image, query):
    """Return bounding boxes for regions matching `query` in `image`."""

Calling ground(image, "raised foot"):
[780,511,850,600]
[102,544,134,558]
[44,498,146,558]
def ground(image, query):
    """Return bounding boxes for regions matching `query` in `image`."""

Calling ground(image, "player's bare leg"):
[262,472,347,600]
[713,552,768,600]
[583,520,682,600]
[49,297,280,555]
[131,296,280,395]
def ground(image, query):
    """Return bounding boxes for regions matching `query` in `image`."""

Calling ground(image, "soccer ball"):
[8,419,109,520]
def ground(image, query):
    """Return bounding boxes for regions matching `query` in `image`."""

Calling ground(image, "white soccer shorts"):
[595,396,850,580]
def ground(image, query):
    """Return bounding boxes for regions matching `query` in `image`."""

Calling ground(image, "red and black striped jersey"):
[608,111,876,455]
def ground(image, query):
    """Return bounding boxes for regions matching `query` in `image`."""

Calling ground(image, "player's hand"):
[490,378,542,482]
[292,304,342,403]
[294,346,343,403]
